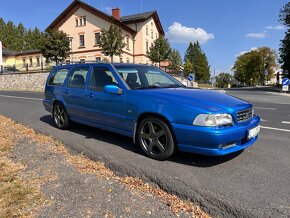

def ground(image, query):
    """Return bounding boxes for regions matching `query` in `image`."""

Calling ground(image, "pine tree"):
[184,42,210,82]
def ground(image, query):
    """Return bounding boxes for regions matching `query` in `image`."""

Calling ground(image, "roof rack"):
[59,60,106,65]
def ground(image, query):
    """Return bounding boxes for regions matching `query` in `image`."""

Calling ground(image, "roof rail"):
[58,60,106,65]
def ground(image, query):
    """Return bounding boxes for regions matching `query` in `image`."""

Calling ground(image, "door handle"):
[86,93,94,98]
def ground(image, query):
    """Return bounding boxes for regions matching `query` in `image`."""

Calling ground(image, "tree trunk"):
[111,55,113,63]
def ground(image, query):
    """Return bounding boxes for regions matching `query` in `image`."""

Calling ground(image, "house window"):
[76,16,86,27]
[79,59,85,63]
[151,22,153,27]
[146,26,148,35]
[36,57,40,67]
[127,58,130,63]
[120,57,123,63]
[146,41,149,53]
[96,57,101,61]
[65,60,70,65]
[29,58,33,67]
[79,35,85,47]
[22,58,26,67]
[126,36,130,50]
[151,30,153,39]
[95,32,101,45]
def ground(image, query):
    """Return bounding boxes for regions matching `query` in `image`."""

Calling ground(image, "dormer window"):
[76,16,87,27]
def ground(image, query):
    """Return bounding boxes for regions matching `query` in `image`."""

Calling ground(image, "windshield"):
[114,65,184,90]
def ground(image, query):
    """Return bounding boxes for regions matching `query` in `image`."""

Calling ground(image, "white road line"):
[254,107,276,110]
[281,121,290,124]
[0,94,42,101]
[261,126,290,133]
[261,119,267,122]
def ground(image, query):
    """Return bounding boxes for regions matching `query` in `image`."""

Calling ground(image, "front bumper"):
[172,116,260,156]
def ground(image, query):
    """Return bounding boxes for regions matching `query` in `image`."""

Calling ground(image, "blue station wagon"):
[43,63,260,160]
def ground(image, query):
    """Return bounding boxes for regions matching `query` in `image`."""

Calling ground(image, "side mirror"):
[104,85,123,95]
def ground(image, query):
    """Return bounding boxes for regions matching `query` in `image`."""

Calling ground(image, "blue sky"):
[0,0,288,75]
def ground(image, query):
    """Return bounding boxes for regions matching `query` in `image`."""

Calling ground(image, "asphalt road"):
[0,89,289,218]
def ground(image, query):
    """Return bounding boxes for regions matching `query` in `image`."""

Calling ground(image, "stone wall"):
[0,72,49,92]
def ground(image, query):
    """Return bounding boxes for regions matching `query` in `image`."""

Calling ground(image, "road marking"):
[0,94,42,101]
[281,121,290,124]
[261,119,267,122]
[261,126,290,133]
[254,107,276,110]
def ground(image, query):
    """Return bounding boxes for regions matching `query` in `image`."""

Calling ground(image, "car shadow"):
[40,115,243,168]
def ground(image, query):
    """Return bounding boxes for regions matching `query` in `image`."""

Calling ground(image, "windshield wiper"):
[133,85,162,90]
[161,84,184,88]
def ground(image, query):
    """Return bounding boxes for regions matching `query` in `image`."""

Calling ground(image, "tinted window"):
[68,67,89,89]
[89,67,119,90]
[48,68,69,86]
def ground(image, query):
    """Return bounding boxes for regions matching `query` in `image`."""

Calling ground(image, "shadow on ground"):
[40,115,242,168]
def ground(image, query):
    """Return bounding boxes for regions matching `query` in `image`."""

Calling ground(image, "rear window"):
[48,68,69,86]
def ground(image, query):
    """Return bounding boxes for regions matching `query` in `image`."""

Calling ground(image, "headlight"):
[193,114,233,126]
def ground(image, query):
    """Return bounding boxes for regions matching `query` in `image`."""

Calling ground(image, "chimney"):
[112,7,120,20]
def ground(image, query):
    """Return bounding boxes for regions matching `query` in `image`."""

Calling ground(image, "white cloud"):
[235,47,257,57]
[104,6,112,14]
[166,22,214,44]
[265,25,285,30]
[245,32,266,39]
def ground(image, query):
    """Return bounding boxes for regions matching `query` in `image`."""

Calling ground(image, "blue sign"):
[188,75,193,81]
[282,78,290,86]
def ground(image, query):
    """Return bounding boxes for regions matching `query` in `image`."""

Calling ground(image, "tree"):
[99,25,125,63]
[279,29,290,76]
[183,60,193,77]
[168,49,182,72]
[232,47,277,86]
[184,41,210,82]
[215,73,234,88]
[41,30,70,64]
[147,36,171,67]
[279,2,290,27]
[279,2,290,76]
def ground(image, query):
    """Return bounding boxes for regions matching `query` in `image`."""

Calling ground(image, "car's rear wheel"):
[137,117,176,160]
[53,103,70,130]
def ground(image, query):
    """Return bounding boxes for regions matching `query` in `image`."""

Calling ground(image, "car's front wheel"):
[137,117,176,160]
[53,102,70,130]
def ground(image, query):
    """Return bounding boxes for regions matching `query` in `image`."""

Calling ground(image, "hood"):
[137,88,252,113]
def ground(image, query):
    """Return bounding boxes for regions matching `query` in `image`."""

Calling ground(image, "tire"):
[137,117,176,160]
[52,102,70,130]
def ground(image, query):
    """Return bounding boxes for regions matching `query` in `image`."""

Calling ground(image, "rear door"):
[63,66,90,121]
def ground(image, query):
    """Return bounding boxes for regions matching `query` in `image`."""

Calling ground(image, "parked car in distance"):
[3,66,20,73]
[43,63,260,160]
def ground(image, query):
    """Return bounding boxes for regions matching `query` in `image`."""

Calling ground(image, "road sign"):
[282,78,290,86]
[282,85,289,92]
[188,75,193,81]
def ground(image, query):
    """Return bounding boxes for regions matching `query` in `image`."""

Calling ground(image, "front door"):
[84,65,127,132]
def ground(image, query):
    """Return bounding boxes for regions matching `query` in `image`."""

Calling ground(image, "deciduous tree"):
[99,25,125,63]
[147,36,171,67]
[41,30,70,64]
[168,49,182,72]
[215,73,234,88]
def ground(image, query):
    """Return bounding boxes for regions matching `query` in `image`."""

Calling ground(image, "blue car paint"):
[43,63,260,156]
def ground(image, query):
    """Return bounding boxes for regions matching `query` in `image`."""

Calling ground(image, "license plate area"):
[248,125,260,139]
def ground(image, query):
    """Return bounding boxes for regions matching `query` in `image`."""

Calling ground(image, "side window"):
[89,67,119,90]
[48,68,69,86]
[68,67,89,89]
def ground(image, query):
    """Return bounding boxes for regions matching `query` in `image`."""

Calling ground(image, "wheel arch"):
[134,112,177,148]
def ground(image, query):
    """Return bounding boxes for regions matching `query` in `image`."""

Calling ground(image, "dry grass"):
[0,116,44,218]
[0,114,209,217]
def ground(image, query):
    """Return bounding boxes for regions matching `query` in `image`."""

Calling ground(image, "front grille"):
[237,108,253,122]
